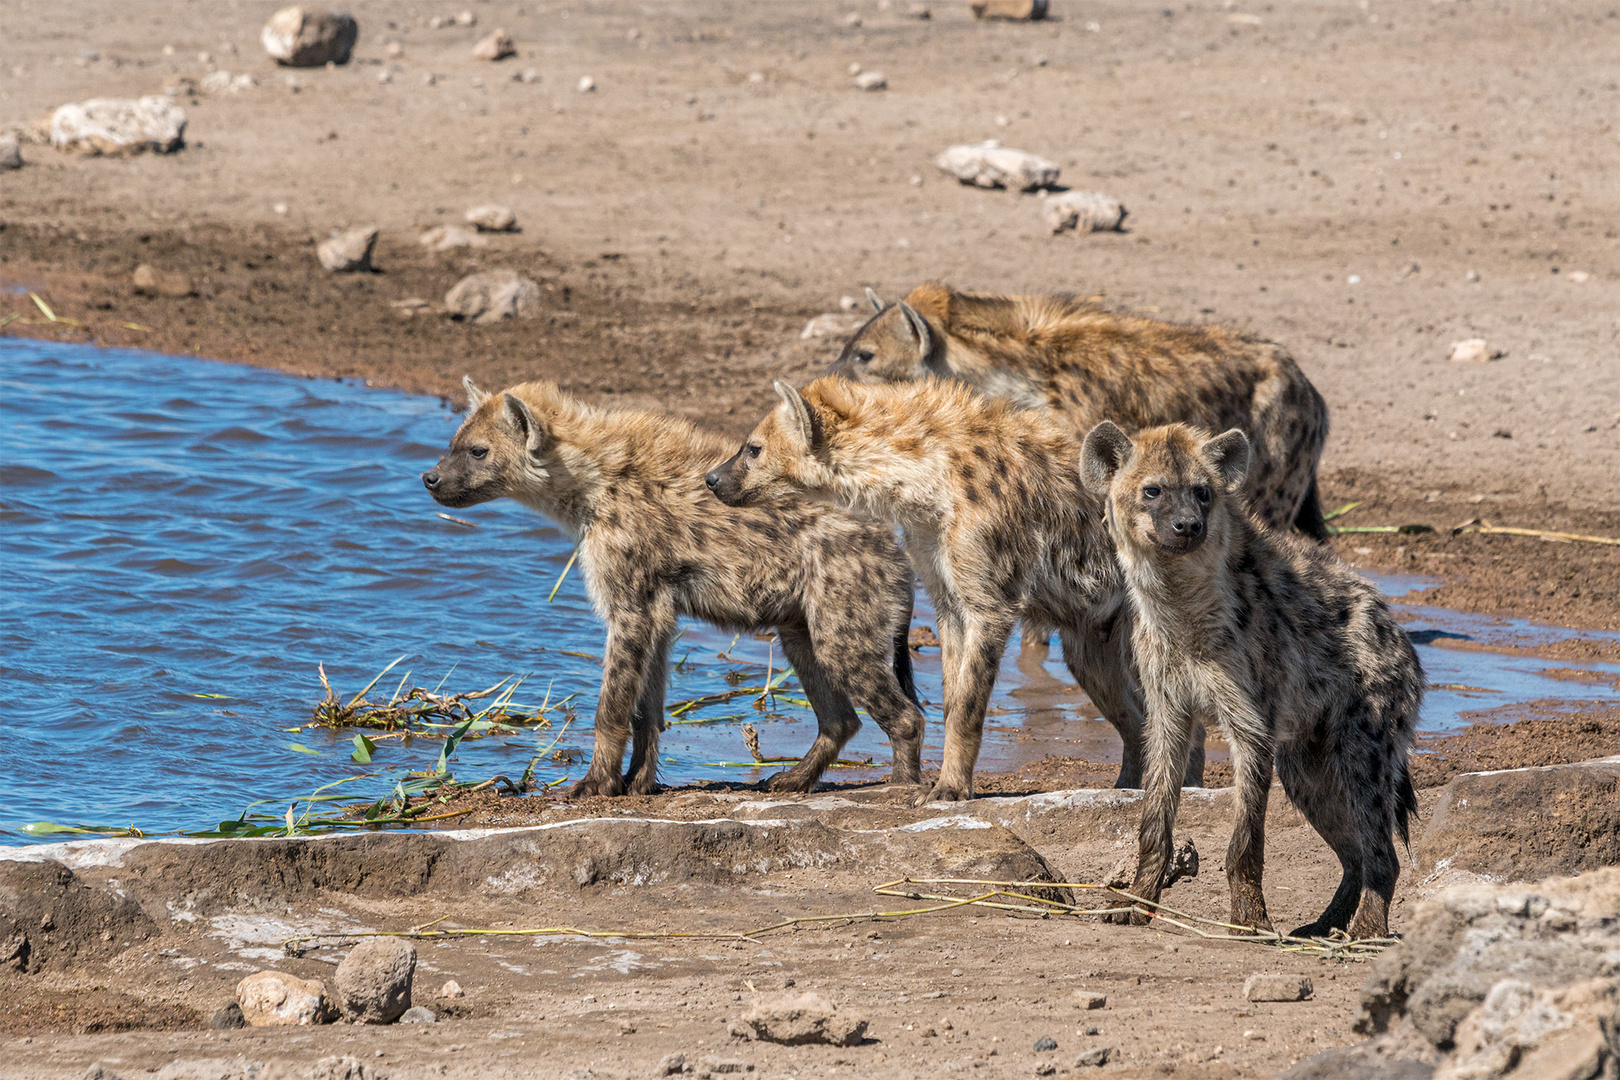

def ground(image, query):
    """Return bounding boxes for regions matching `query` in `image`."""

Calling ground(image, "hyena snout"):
[422,469,442,491]
[705,452,751,506]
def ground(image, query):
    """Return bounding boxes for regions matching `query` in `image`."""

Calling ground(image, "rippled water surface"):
[2,341,1615,842]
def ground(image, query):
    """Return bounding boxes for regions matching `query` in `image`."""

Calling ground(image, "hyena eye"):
[854,349,875,364]
[1194,485,1212,503]
[1142,485,1161,500]
[470,447,489,460]
[746,444,762,459]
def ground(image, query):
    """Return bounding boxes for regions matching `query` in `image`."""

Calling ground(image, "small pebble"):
[1034,1036,1058,1051]
[577,75,595,93]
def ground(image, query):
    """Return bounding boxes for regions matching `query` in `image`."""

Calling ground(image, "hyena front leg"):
[1221,704,1277,934]
[572,599,675,798]
[920,612,1014,805]
[760,627,862,794]
[622,629,674,797]
[1104,693,1196,926]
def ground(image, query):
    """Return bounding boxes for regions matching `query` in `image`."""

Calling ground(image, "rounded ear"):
[897,301,934,361]
[500,392,550,455]
[773,380,821,453]
[1079,421,1133,495]
[1201,428,1252,494]
[463,375,489,408]
[864,286,884,313]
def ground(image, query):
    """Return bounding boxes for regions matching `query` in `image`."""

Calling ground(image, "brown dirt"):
[3,3,1619,1077]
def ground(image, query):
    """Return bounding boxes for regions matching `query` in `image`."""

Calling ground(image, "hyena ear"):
[500,392,550,455]
[773,380,822,454]
[865,286,884,313]
[1201,428,1252,494]
[1079,421,1133,495]
[897,301,934,362]
[462,375,489,409]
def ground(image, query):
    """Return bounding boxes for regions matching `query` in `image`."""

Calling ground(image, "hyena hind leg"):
[1275,750,1399,939]
[623,637,673,797]
[760,628,862,794]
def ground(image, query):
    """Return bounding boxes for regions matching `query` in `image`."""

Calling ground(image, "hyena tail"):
[1295,476,1331,542]
[1394,755,1418,851]
[893,588,922,710]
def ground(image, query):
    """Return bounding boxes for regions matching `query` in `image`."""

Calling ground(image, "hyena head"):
[422,376,552,508]
[1080,421,1251,557]
[706,380,835,507]
[827,287,944,385]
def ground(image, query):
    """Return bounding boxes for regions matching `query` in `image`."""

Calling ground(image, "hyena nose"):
[1171,516,1203,537]
[422,470,440,490]
[704,470,721,491]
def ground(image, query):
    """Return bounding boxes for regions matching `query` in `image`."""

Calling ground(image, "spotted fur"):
[1081,421,1420,938]
[832,283,1331,539]
[709,376,1204,802]
[424,377,924,797]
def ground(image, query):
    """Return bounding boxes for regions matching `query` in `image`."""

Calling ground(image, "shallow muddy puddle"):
[3,341,1615,840]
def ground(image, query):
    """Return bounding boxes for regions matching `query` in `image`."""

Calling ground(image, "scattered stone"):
[854,71,887,91]
[440,979,464,998]
[333,937,416,1023]
[465,204,518,232]
[132,264,195,298]
[734,991,869,1047]
[577,75,596,93]
[472,29,516,61]
[376,69,392,84]
[1465,269,1481,282]
[419,224,487,250]
[1106,837,1197,889]
[209,1002,246,1030]
[1033,1036,1058,1051]
[397,1005,437,1023]
[317,226,378,272]
[235,970,336,1026]
[1567,270,1591,283]
[1,134,23,169]
[200,71,256,94]
[444,269,541,324]
[935,140,1059,191]
[1083,1025,1100,1036]
[1244,973,1314,1002]
[1034,1065,1056,1077]
[971,0,1049,20]
[310,1057,379,1080]
[153,1058,270,1080]
[514,67,540,83]
[1073,1046,1112,1068]
[260,7,359,67]
[456,9,477,26]
[800,312,863,340]
[656,1052,686,1076]
[83,1064,130,1080]
[1072,991,1107,1010]
[50,96,186,156]
[842,11,864,28]
[1043,190,1128,234]
[1227,13,1264,26]
[1448,338,1503,363]
[697,1058,751,1077]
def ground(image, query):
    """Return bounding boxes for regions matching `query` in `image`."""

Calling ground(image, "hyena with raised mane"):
[1080,420,1420,938]
[424,377,925,798]
[832,283,1331,539]
[706,376,1198,802]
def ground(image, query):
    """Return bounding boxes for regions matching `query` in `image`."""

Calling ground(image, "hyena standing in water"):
[1080,421,1420,937]
[833,283,1331,539]
[706,376,1182,803]
[423,378,925,798]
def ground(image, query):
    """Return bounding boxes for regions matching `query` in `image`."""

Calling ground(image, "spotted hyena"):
[424,377,925,798]
[706,376,1202,802]
[832,283,1331,539]
[1080,420,1420,938]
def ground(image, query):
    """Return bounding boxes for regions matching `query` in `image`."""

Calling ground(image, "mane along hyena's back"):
[832,282,1330,540]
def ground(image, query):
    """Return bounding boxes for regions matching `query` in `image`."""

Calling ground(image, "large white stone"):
[261,7,359,67]
[1044,190,1127,234]
[49,97,186,156]
[935,140,1059,191]
[445,269,541,325]
[236,970,335,1026]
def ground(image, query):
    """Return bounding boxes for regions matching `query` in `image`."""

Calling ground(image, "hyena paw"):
[763,769,817,794]
[912,781,972,806]
[569,773,626,798]
[624,775,661,797]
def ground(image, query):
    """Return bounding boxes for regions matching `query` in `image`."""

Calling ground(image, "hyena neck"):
[511,438,613,540]
[1117,525,1231,651]
[947,344,1049,410]
[820,434,949,529]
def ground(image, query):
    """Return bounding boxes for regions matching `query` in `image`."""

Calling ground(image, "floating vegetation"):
[302,656,576,739]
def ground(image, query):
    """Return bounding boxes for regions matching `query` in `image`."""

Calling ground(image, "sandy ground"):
[2,3,1619,1076]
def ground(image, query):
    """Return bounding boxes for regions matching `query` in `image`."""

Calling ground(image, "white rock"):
[1043,190,1127,234]
[260,7,359,68]
[854,71,887,91]
[317,226,378,272]
[1227,13,1263,26]
[455,9,476,26]
[0,134,21,170]
[801,312,863,340]
[200,71,256,94]
[472,29,516,61]
[513,67,540,84]
[50,97,186,156]
[577,75,596,93]
[1448,338,1499,363]
[935,140,1059,191]
[465,204,518,232]
[440,979,465,999]
[236,970,335,1026]
[1567,270,1591,283]
[418,224,487,251]
[445,269,541,324]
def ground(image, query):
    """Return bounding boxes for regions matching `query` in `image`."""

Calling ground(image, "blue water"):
[2,341,1615,842]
